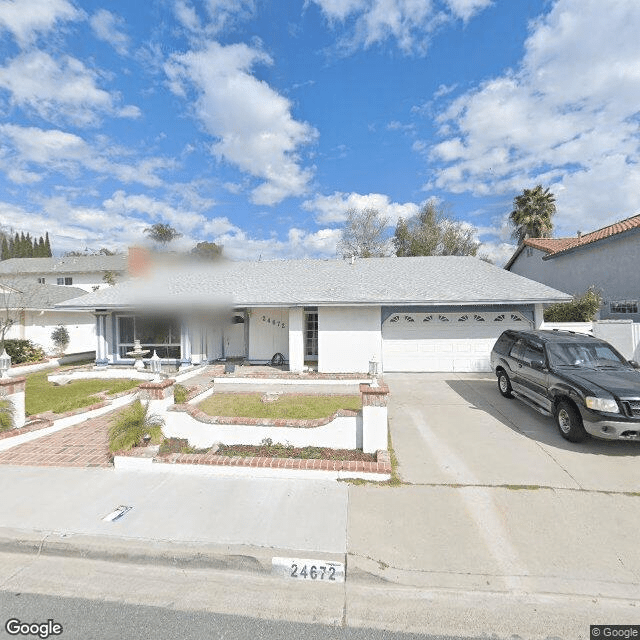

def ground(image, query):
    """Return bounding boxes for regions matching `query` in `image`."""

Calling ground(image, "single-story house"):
[0,254,127,292]
[56,255,570,373]
[505,214,640,321]
[1,281,96,355]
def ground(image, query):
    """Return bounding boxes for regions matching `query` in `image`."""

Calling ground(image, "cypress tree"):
[44,232,52,257]
[13,233,19,258]
[1,237,8,260]
[37,237,45,257]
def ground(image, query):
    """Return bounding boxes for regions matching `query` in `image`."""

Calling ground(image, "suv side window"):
[522,342,544,367]
[509,339,526,360]
[493,332,515,355]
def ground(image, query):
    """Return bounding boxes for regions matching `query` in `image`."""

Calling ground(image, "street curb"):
[0,528,346,575]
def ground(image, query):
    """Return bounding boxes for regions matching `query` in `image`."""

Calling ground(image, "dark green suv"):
[490,329,640,442]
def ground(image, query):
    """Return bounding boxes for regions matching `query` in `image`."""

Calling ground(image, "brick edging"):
[115,448,391,474]
[154,449,391,473]
[0,418,54,440]
[229,371,371,380]
[168,403,359,428]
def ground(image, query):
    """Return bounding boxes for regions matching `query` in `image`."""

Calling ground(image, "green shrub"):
[51,325,70,355]
[173,384,188,404]
[3,339,46,364]
[108,399,164,453]
[544,286,602,322]
[0,397,13,431]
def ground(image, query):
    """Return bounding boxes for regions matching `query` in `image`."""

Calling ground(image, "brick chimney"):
[128,246,151,277]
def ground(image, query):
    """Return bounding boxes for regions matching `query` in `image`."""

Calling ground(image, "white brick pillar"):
[360,382,389,453]
[288,307,304,372]
[0,376,26,429]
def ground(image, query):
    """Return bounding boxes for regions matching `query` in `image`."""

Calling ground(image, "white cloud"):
[0,0,81,48]
[90,9,130,55]
[205,0,255,32]
[217,226,342,260]
[0,124,172,187]
[311,0,491,54]
[477,240,516,267]
[102,190,236,237]
[430,0,640,234]
[444,0,492,21]
[0,51,140,126]
[303,191,420,224]
[165,41,317,205]
[174,0,255,35]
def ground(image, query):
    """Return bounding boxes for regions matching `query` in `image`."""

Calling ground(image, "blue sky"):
[0,0,639,264]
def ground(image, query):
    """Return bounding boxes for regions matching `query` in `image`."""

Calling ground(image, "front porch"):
[92,306,372,374]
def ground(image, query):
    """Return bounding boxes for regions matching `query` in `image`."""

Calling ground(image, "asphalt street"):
[0,591,468,640]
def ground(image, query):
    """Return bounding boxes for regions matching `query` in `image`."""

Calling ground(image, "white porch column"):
[534,303,544,329]
[179,321,192,368]
[288,307,304,372]
[94,313,109,366]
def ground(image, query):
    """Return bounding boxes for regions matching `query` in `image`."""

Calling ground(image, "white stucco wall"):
[288,307,304,371]
[7,310,95,355]
[162,411,361,449]
[317,306,382,374]
[593,320,640,361]
[22,272,123,292]
[248,307,289,361]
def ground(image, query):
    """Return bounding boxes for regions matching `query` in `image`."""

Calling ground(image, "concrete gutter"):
[0,527,345,575]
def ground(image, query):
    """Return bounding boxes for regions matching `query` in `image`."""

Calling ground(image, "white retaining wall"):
[162,411,362,450]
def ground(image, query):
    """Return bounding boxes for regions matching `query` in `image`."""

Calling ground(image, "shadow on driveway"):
[446,376,640,458]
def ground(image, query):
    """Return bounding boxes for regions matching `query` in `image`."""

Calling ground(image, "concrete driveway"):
[345,372,640,608]
[385,372,640,492]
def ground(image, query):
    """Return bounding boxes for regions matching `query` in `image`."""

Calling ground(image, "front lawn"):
[196,392,361,420]
[25,370,141,415]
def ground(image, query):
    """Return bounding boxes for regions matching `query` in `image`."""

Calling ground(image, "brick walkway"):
[0,413,117,468]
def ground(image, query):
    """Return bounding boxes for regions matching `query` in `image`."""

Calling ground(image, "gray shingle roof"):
[0,254,127,275]
[56,256,571,310]
[0,283,89,309]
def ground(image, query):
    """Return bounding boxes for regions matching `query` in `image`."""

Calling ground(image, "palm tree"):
[509,185,556,244]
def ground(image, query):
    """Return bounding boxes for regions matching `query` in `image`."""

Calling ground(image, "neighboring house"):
[0,254,127,292]
[57,255,569,373]
[1,282,95,355]
[505,214,640,321]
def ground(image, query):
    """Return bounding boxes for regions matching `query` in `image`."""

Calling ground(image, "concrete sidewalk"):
[0,465,347,559]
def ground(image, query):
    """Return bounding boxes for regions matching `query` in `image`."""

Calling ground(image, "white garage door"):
[382,311,532,372]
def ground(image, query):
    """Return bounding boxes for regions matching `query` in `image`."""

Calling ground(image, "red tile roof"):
[524,237,579,253]
[505,213,640,270]
[526,213,640,257]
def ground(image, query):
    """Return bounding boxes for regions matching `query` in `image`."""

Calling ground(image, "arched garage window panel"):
[383,310,532,326]
[117,315,181,359]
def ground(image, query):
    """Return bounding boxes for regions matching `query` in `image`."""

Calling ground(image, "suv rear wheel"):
[555,400,588,442]
[497,370,513,398]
